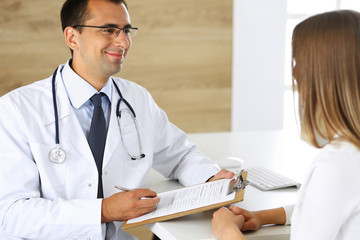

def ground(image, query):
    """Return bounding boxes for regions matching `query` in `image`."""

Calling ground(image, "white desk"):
[142,130,319,240]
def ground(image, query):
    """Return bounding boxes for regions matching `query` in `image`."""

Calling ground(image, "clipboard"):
[122,170,248,229]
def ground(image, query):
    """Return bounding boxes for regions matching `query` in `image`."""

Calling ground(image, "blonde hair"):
[292,10,360,148]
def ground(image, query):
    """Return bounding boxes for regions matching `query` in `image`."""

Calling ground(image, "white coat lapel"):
[55,67,95,163]
[103,85,122,167]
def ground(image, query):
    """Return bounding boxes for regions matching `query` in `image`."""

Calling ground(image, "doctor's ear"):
[64,26,79,51]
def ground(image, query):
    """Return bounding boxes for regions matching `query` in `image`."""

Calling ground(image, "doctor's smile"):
[105,51,125,62]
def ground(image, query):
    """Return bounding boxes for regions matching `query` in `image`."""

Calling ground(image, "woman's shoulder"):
[310,139,360,193]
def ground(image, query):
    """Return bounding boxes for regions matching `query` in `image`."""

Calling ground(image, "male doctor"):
[0,0,233,239]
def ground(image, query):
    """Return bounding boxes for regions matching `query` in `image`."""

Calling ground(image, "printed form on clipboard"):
[122,170,248,229]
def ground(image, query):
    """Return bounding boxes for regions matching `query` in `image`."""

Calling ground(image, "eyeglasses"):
[73,25,138,38]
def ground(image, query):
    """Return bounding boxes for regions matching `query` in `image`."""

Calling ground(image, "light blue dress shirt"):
[60,60,112,138]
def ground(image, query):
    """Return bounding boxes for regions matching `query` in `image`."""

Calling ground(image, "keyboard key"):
[247,166,300,191]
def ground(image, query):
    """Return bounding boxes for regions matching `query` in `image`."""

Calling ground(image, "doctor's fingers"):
[129,195,160,213]
[122,203,158,220]
[120,189,159,208]
[101,195,159,222]
[116,196,160,220]
[209,169,235,182]
[130,188,158,199]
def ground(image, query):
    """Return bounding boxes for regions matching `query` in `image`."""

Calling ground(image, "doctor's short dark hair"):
[60,0,128,32]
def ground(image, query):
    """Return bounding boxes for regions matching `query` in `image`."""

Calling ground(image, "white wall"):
[232,0,287,131]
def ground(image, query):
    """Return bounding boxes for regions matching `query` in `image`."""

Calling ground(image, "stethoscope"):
[49,67,146,164]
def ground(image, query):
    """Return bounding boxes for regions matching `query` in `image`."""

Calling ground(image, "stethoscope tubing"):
[52,67,60,145]
[50,67,66,164]
[50,67,145,163]
[112,79,145,160]
[112,79,136,118]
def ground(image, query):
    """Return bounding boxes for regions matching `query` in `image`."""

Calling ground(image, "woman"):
[212,10,360,240]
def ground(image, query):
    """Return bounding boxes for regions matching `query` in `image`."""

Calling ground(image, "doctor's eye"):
[102,27,117,36]
[123,28,132,35]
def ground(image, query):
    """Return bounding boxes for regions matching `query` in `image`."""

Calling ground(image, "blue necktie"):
[88,93,107,198]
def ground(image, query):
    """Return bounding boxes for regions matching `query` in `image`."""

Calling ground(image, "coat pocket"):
[29,142,67,198]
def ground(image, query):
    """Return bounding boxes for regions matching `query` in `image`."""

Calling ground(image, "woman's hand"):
[229,206,287,231]
[229,206,262,231]
[212,207,247,240]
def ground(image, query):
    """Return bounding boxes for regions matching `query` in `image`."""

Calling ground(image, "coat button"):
[88,183,92,187]
[104,171,108,175]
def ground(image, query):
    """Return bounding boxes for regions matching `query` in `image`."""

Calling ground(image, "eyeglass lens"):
[101,27,137,38]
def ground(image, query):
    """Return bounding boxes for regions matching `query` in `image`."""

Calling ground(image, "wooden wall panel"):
[0,0,232,133]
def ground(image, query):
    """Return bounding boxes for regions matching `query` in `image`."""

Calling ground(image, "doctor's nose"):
[114,31,131,49]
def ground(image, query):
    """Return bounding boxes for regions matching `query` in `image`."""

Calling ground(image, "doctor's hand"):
[101,188,159,223]
[208,169,234,182]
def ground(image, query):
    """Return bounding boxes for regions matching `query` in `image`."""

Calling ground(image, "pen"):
[114,186,132,192]
[114,186,156,199]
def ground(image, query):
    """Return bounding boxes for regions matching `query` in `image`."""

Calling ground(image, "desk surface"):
[142,130,319,240]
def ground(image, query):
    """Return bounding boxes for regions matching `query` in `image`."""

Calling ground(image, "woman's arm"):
[212,205,291,239]
[229,206,287,231]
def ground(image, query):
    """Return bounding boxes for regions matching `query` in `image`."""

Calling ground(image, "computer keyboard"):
[246,166,300,191]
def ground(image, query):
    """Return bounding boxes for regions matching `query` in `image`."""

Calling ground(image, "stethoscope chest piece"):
[49,146,66,164]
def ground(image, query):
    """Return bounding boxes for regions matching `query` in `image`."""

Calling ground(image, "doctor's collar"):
[61,60,113,109]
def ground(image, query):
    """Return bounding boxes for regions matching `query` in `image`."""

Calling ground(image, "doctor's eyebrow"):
[102,23,133,28]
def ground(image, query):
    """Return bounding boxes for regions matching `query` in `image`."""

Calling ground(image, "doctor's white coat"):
[0,65,220,240]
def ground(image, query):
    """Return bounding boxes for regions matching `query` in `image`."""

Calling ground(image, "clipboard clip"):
[227,169,248,195]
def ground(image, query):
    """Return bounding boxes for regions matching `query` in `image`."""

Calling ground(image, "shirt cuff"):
[205,175,215,182]
[282,204,295,225]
